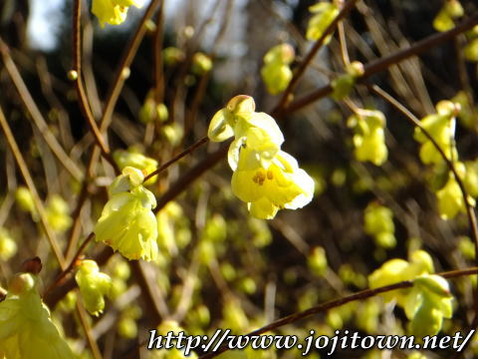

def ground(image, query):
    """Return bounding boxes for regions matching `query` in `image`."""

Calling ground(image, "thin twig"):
[0,105,66,268]
[274,0,359,112]
[72,0,117,170]
[76,297,103,359]
[278,13,478,115]
[369,84,478,247]
[144,136,209,182]
[201,267,478,358]
[0,37,83,181]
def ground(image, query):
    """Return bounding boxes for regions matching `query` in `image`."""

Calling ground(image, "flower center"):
[252,169,274,185]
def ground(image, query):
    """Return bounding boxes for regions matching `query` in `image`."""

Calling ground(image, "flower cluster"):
[261,43,295,95]
[369,250,453,337]
[92,0,142,27]
[433,0,464,32]
[347,108,388,166]
[94,166,159,261]
[414,100,476,219]
[208,95,314,219]
[364,202,396,249]
[75,259,112,316]
[0,273,75,358]
[306,1,341,42]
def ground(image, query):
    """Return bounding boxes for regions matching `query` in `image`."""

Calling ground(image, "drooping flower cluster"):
[0,273,75,358]
[208,95,314,219]
[369,250,453,337]
[414,100,476,219]
[364,202,396,249]
[92,0,142,27]
[433,0,464,32]
[261,43,295,95]
[75,260,112,316]
[94,166,159,261]
[347,108,388,166]
[306,1,341,42]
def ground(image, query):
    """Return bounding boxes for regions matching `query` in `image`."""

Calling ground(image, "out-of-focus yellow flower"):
[94,167,159,261]
[45,195,72,233]
[92,0,142,27]
[113,148,158,184]
[306,1,340,42]
[348,109,388,166]
[436,173,475,220]
[231,147,314,219]
[368,250,434,306]
[261,43,295,95]
[15,186,36,218]
[414,100,459,165]
[0,273,75,358]
[191,52,213,75]
[0,227,17,261]
[75,260,112,316]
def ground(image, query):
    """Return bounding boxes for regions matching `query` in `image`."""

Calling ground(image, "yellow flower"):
[75,260,112,316]
[92,0,142,27]
[208,96,284,170]
[261,44,295,95]
[231,147,314,219]
[368,250,434,307]
[94,167,159,261]
[45,195,72,233]
[0,273,75,358]
[306,2,340,42]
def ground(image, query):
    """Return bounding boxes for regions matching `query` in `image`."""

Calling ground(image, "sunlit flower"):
[0,273,75,358]
[94,167,159,261]
[231,147,314,219]
[92,0,142,27]
[75,260,112,316]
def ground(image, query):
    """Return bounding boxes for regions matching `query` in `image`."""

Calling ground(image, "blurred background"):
[0,0,477,358]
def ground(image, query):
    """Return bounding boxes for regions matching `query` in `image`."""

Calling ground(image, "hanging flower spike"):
[94,166,159,261]
[231,147,315,219]
[261,43,295,95]
[348,109,388,166]
[208,95,314,219]
[414,100,459,165]
[306,1,341,42]
[75,260,112,316]
[92,0,142,27]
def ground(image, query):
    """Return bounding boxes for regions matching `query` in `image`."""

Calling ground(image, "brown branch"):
[277,13,478,116]
[201,267,478,358]
[65,0,163,260]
